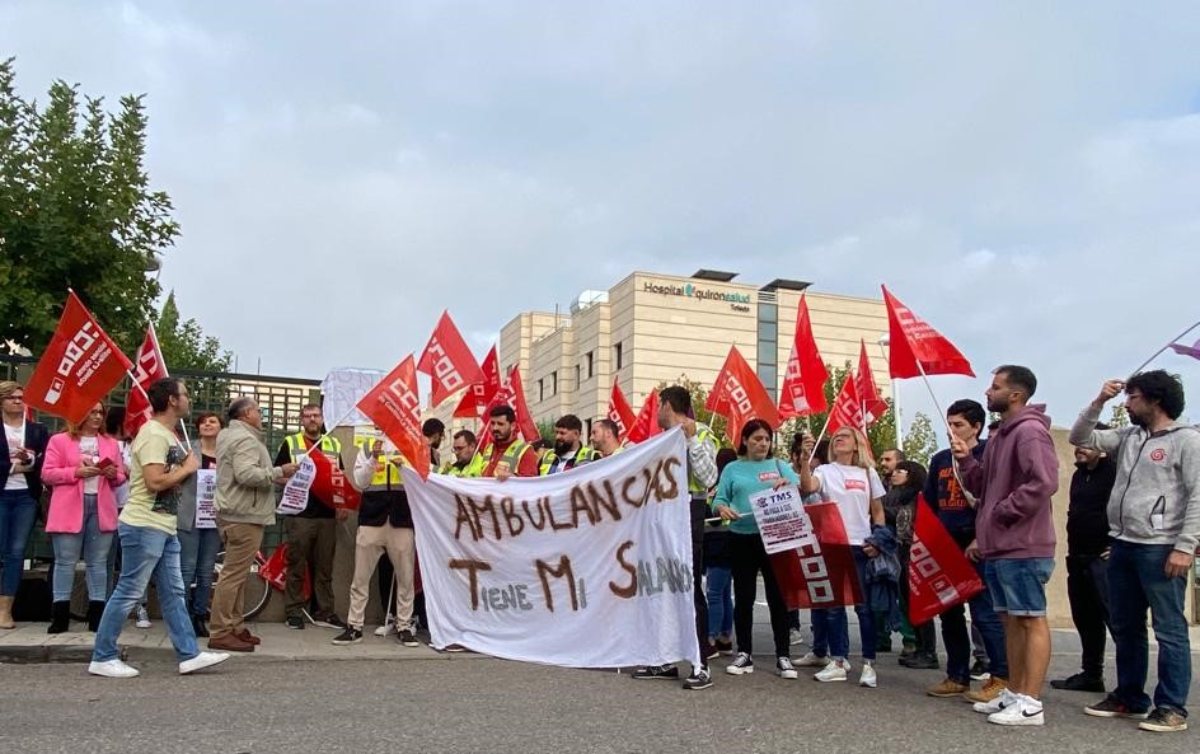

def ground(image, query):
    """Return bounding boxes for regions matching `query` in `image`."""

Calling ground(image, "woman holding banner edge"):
[713,419,799,681]
[799,427,887,688]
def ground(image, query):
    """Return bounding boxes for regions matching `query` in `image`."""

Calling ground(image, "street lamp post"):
[878,335,901,450]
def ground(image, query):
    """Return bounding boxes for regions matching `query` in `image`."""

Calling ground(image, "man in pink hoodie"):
[953,365,1059,727]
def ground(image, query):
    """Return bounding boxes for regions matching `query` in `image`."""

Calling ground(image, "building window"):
[757,302,779,401]
[575,364,581,390]
[552,371,558,396]
[586,351,594,378]
[538,378,544,403]
[585,417,593,437]
[614,342,623,371]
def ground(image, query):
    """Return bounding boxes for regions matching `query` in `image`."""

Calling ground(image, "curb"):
[0,644,127,664]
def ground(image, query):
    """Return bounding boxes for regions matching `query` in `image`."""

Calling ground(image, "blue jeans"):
[705,565,733,638]
[811,546,877,662]
[940,558,1009,683]
[178,527,221,616]
[1108,541,1191,716]
[92,523,198,663]
[50,494,113,602]
[0,489,38,596]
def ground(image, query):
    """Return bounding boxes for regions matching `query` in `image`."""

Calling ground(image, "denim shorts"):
[984,558,1055,617]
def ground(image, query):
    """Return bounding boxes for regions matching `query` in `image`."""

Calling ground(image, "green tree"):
[154,291,231,372]
[535,419,556,445]
[1108,404,1130,428]
[0,58,178,355]
[900,412,939,467]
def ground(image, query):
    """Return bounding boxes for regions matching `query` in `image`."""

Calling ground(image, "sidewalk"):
[0,620,478,664]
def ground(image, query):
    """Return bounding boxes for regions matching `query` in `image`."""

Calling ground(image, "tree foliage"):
[0,58,178,354]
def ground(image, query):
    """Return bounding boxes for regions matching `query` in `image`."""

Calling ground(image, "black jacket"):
[0,420,50,501]
[1067,458,1117,557]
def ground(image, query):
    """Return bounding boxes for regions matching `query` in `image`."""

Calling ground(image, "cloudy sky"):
[5,2,1200,427]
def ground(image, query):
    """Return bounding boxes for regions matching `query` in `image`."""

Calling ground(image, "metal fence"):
[2,355,321,558]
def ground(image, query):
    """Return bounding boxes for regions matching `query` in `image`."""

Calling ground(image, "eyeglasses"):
[2,395,23,402]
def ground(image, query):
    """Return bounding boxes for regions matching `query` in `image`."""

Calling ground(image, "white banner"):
[321,367,385,427]
[748,484,815,554]
[194,469,217,529]
[404,428,700,670]
[277,455,317,515]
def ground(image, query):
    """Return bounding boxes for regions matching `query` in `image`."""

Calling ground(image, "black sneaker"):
[714,637,734,655]
[1139,707,1188,732]
[682,668,713,690]
[1085,694,1150,719]
[397,629,420,647]
[331,627,362,646]
[285,615,305,630]
[725,651,754,675]
[969,659,990,681]
[313,614,347,630]
[902,653,939,670]
[705,641,719,661]
[1050,672,1106,693]
[632,665,680,680]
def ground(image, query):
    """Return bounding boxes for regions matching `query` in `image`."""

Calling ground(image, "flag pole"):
[913,359,952,438]
[296,406,363,461]
[1128,319,1200,378]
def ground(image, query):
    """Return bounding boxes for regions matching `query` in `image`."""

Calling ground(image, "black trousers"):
[728,532,791,659]
[1067,554,1111,678]
[691,498,710,670]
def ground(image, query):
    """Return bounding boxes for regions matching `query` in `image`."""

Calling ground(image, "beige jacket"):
[214,419,282,526]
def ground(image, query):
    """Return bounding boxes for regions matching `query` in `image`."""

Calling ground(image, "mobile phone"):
[96,457,114,470]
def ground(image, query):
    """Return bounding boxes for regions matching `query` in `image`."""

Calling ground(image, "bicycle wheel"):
[211,550,272,621]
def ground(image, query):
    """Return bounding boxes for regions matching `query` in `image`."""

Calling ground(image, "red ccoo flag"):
[626,389,662,444]
[505,365,540,442]
[417,311,484,407]
[607,380,636,441]
[124,324,169,438]
[855,340,889,425]
[25,291,133,424]
[778,294,829,419]
[453,345,501,418]
[908,495,984,624]
[706,345,781,443]
[824,373,865,438]
[356,355,431,480]
[882,286,974,379]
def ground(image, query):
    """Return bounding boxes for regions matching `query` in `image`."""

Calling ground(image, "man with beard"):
[480,405,538,479]
[1050,423,1117,693]
[539,414,600,474]
[422,418,445,469]
[589,418,623,458]
[631,385,719,691]
[1073,371,1199,734]
[879,448,904,490]
[953,366,1058,726]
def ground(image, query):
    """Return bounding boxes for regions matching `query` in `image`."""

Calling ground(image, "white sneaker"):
[135,607,151,629]
[814,659,849,683]
[776,656,798,680]
[795,651,827,667]
[789,629,805,646]
[859,662,877,688]
[88,659,140,678]
[725,651,754,675]
[179,651,230,675]
[988,695,1044,726]
[374,618,396,637]
[973,687,1018,714]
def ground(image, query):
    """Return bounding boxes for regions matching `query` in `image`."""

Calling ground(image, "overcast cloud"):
[4,1,1200,426]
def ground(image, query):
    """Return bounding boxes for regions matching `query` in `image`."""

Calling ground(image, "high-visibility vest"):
[688,423,717,496]
[354,437,404,491]
[480,438,531,477]
[539,445,601,475]
[284,432,341,464]
[440,454,485,478]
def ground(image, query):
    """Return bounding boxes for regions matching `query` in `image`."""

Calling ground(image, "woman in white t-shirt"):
[797,427,886,688]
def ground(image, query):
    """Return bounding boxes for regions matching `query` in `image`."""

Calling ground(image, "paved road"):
[3,648,1195,754]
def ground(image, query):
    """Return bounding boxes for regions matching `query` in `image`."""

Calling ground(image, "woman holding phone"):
[42,401,127,633]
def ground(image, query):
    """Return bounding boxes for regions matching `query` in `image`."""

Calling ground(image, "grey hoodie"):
[1069,404,1200,553]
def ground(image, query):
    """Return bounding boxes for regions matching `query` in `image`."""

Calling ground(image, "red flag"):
[356,355,430,480]
[882,286,974,379]
[123,324,169,438]
[824,374,865,438]
[417,311,484,407]
[25,291,133,424]
[770,502,864,609]
[453,345,501,418]
[626,390,662,444]
[607,380,636,441]
[908,496,984,624]
[706,346,781,443]
[855,340,889,425]
[506,366,540,442]
[778,294,829,419]
[309,447,362,512]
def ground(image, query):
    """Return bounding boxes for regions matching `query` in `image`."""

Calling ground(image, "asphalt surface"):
[3,648,1196,754]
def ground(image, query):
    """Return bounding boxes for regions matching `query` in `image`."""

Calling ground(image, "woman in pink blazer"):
[42,402,127,633]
